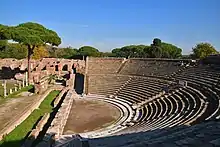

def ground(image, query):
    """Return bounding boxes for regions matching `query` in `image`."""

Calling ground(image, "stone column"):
[30,63,33,71]
[25,72,28,86]
[84,57,89,94]
[3,80,7,97]
[14,86,18,92]
[22,78,25,87]
[9,89,13,94]
[19,83,22,89]
[58,63,62,76]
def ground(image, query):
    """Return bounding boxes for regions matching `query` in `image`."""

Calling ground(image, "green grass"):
[0,81,16,98]
[0,90,60,147]
[6,85,34,98]
[0,81,34,99]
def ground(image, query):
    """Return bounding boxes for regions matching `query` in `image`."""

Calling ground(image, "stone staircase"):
[116,58,128,74]
[113,77,133,96]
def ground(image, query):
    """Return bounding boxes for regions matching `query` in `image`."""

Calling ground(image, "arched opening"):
[74,73,84,94]
[55,65,59,71]
[73,68,77,74]
[62,64,68,71]
[0,67,23,79]
[72,65,76,74]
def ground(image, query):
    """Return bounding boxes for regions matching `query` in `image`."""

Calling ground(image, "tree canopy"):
[149,38,163,58]
[54,47,78,59]
[0,22,61,52]
[112,45,149,58]
[160,42,182,58]
[1,27,218,61]
[78,46,100,56]
[191,43,218,59]
[32,45,49,59]
[0,43,27,59]
[11,22,61,46]
[0,22,62,83]
[0,25,10,50]
[111,38,182,59]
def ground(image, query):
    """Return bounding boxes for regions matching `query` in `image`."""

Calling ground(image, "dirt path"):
[63,99,120,134]
[0,85,63,132]
[0,95,37,131]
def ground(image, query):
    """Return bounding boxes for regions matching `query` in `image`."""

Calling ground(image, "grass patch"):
[6,85,34,98]
[0,81,17,98]
[0,90,60,147]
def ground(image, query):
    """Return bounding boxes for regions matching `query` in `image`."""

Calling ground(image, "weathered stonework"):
[0,58,85,84]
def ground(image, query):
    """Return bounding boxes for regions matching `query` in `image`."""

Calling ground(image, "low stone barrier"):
[53,87,69,107]
[22,113,50,147]
[22,129,39,147]
[36,113,50,130]
[45,90,75,140]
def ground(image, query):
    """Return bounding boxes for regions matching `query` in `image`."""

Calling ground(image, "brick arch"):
[55,65,59,71]
[62,64,68,71]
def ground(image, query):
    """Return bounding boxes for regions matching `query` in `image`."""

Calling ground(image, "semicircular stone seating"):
[112,64,220,135]
[58,59,220,146]
[76,94,134,138]
[173,64,220,121]
[85,60,220,135]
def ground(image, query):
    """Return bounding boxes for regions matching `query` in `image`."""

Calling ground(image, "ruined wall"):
[0,58,85,72]
[0,58,85,83]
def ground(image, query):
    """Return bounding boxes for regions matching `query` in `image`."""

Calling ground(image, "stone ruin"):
[0,57,85,86]
[34,76,49,94]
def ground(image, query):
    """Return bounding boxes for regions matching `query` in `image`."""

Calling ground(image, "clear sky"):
[0,0,219,54]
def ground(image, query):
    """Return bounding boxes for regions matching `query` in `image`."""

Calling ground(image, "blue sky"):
[0,0,219,54]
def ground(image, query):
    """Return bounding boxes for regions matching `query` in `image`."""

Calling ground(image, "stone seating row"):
[80,84,208,139]
[119,59,185,77]
[86,65,220,137]
[72,64,220,147]
[114,86,207,135]
[58,64,220,146]
[174,65,220,120]
[85,75,209,135]
[77,94,135,138]
[88,120,220,147]
[116,79,168,104]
